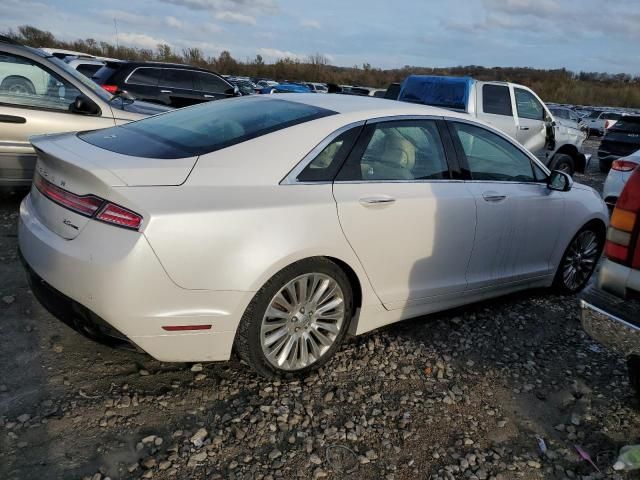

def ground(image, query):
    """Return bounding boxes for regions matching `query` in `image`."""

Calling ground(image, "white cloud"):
[300,19,321,29]
[117,32,167,49]
[484,0,560,18]
[215,11,256,25]
[164,16,184,28]
[99,9,150,24]
[159,0,278,15]
[257,47,304,61]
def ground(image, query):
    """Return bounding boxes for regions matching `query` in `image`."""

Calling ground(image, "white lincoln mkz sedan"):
[19,94,609,377]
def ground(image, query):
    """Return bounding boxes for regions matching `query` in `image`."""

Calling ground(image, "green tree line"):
[6,25,640,108]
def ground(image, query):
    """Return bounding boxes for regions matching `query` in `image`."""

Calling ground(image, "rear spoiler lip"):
[29,133,128,188]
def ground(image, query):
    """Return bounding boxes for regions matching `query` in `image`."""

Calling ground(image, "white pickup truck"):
[398,75,589,175]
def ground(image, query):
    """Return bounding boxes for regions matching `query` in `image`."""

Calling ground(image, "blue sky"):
[3,0,640,74]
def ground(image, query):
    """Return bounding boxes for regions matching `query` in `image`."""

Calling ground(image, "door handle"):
[359,195,396,206]
[482,192,507,202]
[0,114,26,124]
[160,90,172,93]
[518,126,530,131]
[203,94,216,98]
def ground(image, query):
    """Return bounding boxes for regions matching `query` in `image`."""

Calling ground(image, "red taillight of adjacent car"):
[101,84,119,94]
[612,159,638,172]
[605,168,640,267]
[34,172,143,231]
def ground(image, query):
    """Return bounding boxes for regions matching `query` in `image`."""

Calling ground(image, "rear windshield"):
[91,62,122,84]
[610,116,640,133]
[78,97,336,159]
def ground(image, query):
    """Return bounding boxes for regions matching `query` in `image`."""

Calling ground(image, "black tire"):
[599,158,611,174]
[234,257,354,378]
[553,223,604,294]
[0,76,36,95]
[552,153,575,176]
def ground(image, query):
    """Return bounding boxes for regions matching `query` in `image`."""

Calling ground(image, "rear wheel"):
[553,224,604,293]
[234,258,353,378]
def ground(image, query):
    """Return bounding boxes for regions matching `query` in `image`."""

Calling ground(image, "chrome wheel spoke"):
[261,273,346,371]
[562,230,600,290]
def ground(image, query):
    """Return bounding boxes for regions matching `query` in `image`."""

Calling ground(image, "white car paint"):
[18,94,609,366]
[602,149,640,207]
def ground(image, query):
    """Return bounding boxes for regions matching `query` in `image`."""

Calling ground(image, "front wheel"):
[553,225,603,294]
[552,154,575,176]
[234,258,353,378]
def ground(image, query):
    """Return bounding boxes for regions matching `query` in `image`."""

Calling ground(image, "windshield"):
[49,56,113,102]
[79,96,336,159]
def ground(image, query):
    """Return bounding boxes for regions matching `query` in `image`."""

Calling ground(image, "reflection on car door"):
[158,69,201,108]
[194,71,233,102]
[514,87,547,159]
[332,119,477,310]
[0,53,115,185]
[450,121,565,289]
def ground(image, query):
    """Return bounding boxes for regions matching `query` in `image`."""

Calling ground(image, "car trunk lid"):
[29,132,196,239]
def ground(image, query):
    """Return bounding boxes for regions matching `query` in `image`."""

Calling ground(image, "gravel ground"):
[1,138,638,480]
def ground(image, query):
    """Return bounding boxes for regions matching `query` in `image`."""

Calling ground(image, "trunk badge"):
[63,219,79,230]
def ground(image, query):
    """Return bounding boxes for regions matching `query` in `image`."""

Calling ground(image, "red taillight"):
[612,159,638,172]
[34,172,142,231]
[605,169,640,267]
[96,203,142,230]
[34,173,103,216]
[101,84,119,94]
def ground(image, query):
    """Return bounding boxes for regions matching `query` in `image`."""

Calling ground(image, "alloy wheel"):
[260,273,345,371]
[562,230,600,290]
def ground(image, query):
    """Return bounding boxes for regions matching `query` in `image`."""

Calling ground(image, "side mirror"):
[548,170,573,192]
[69,95,100,115]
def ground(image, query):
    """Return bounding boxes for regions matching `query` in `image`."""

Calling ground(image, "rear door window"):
[160,69,195,90]
[127,68,161,86]
[337,120,449,181]
[482,84,512,116]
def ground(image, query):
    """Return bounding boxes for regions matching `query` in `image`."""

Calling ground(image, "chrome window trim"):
[444,115,551,177]
[124,67,232,90]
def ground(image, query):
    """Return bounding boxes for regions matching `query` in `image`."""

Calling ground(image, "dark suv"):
[598,115,640,173]
[92,61,238,108]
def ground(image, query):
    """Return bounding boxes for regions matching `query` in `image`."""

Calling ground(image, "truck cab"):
[398,76,589,175]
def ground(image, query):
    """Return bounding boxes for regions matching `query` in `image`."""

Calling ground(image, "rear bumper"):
[580,284,640,357]
[18,193,253,362]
